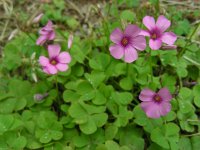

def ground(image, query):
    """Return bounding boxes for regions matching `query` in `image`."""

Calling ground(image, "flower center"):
[151,33,157,40]
[50,59,57,65]
[121,37,129,46]
[153,94,162,102]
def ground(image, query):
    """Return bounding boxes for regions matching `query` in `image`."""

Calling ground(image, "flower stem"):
[149,49,153,83]
[54,75,62,116]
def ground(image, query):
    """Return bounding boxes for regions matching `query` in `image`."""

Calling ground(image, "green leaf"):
[85,72,106,88]
[0,115,14,134]
[79,90,96,101]
[105,140,120,150]
[151,128,170,149]
[51,130,63,140]
[163,111,176,122]
[71,64,84,77]
[0,98,16,113]
[119,126,144,150]
[3,43,22,70]
[179,137,192,150]
[105,124,118,140]
[119,77,133,90]
[112,92,133,105]
[92,113,108,127]
[39,130,51,143]
[150,123,180,149]
[161,74,176,93]
[63,90,80,102]
[68,102,88,124]
[77,81,93,95]
[11,136,27,150]
[80,117,97,134]
[114,63,126,76]
[93,91,107,105]
[174,19,190,35]
[89,53,110,71]
[66,17,79,29]
[193,85,200,107]
[191,136,200,150]
[80,101,106,115]
[14,98,27,111]
[70,45,85,63]
[120,10,135,21]
[73,134,89,147]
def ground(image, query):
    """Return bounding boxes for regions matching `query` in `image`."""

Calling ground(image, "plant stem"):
[55,75,59,99]
[182,132,200,137]
[149,49,153,83]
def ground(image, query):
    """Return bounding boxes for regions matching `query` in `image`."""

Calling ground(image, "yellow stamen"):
[152,33,157,39]
[154,95,161,102]
[121,38,128,46]
[51,60,57,65]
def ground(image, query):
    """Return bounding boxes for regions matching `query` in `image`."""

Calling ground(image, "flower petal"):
[139,88,155,101]
[139,30,150,37]
[124,25,141,38]
[124,46,138,63]
[56,63,68,71]
[131,35,146,51]
[159,102,171,116]
[161,32,177,45]
[149,39,162,50]
[39,56,49,66]
[36,36,47,45]
[109,45,124,59]
[141,102,161,118]
[43,67,50,74]
[48,31,55,40]
[143,16,156,31]
[156,15,171,32]
[158,88,172,101]
[110,28,123,44]
[57,52,71,63]
[48,44,61,58]
[45,20,54,30]
[45,64,57,74]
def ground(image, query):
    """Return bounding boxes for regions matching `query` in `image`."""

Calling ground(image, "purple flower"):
[140,15,177,50]
[36,20,55,45]
[109,25,146,63]
[139,88,172,118]
[39,44,71,74]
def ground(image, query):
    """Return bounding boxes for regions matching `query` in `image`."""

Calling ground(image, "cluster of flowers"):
[109,15,177,118]
[36,15,176,119]
[36,21,72,75]
[109,15,177,63]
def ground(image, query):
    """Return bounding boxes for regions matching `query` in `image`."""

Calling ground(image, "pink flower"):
[36,20,55,45]
[39,44,71,74]
[139,88,172,118]
[68,34,73,49]
[141,15,177,50]
[109,25,146,63]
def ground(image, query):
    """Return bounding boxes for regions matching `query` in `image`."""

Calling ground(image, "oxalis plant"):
[0,2,200,150]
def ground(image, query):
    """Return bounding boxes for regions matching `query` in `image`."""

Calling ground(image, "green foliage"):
[0,0,199,149]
